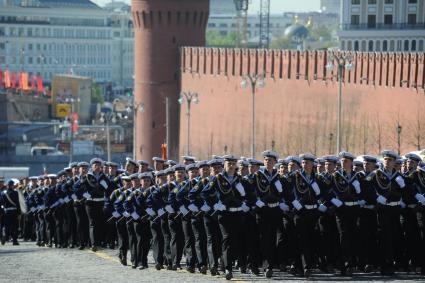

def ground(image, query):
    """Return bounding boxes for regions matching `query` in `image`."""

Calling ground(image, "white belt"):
[344,201,358,206]
[228,207,242,212]
[387,201,400,206]
[304,204,317,210]
[407,204,417,209]
[267,202,279,208]
[4,207,17,211]
[90,197,105,202]
[363,205,375,209]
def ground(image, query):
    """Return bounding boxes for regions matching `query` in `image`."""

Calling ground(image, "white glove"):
[331,198,343,207]
[292,200,303,210]
[146,207,156,217]
[131,212,140,220]
[71,194,77,200]
[213,202,220,211]
[241,202,250,212]
[311,182,320,195]
[123,211,130,218]
[100,180,108,189]
[400,200,406,208]
[235,183,246,196]
[165,205,175,214]
[395,176,405,188]
[318,204,327,212]
[352,180,361,194]
[188,203,199,212]
[256,199,265,208]
[64,196,70,203]
[83,192,92,199]
[358,199,366,206]
[112,211,121,218]
[158,208,165,217]
[274,180,283,193]
[30,207,36,213]
[179,205,190,215]
[415,193,425,205]
[377,195,387,205]
[201,203,211,212]
[218,203,226,211]
[279,202,289,212]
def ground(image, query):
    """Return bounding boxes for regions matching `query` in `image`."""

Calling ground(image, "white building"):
[338,0,425,52]
[320,0,341,14]
[0,0,134,87]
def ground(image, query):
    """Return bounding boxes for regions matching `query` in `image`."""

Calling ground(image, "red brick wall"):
[180,48,425,158]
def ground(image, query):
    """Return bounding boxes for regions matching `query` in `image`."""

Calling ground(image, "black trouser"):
[64,202,77,246]
[34,212,42,243]
[377,205,401,271]
[169,214,184,267]
[240,212,260,270]
[318,212,338,269]
[256,206,281,270]
[282,214,297,267]
[182,216,196,268]
[126,217,137,266]
[335,206,359,268]
[151,217,164,265]
[358,207,378,268]
[218,211,243,271]
[37,211,46,244]
[204,213,221,269]
[45,210,56,245]
[116,218,128,260]
[2,211,19,243]
[53,206,64,246]
[191,215,208,268]
[104,209,116,248]
[85,201,104,247]
[135,218,151,267]
[74,202,89,247]
[293,209,320,271]
[417,209,425,272]
[24,213,35,241]
[400,207,421,268]
[161,216,172,266]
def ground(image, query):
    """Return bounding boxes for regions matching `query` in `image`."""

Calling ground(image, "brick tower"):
[132,0,210,161]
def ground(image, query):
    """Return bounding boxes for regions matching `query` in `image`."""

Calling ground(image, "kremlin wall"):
[179,48,425,158]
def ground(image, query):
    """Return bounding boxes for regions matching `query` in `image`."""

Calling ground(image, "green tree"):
[206,30,237,47]
[91,83,104,104]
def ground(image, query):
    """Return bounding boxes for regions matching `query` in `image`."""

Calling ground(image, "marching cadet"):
[237,159,249,177]
[138,160,149,173]
[165,160,177,168]
[288,153,324,278]
[240,158,262,275]
[405,161,425,275]
[182,156,196,165]
[329,152,362,276]
[203,155,246,280]
[104,162,119,249]
[316,158,325,174]
[400,153,423,272]
[357,155,379,272]
[43,174,58,248]
[176,163,198,273]
[0,179,21,245]
[316,155,339,273]
[34,176,47,246]
[286,156,301,174]
[62,163,79,249]
[167,164,187,270]
[353,159,364,173]
[252,150,283,278]
[200,158,224,276]
[109,175,131,266]
[153,157,166,171]
[53,171,66,248]
[277,159,287,177]
[366,150,405,276]
[23,177,37,242]
[187,161,209,275]
[73,162,90,250]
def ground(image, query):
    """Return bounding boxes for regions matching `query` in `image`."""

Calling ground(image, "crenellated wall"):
[179,48,425,158]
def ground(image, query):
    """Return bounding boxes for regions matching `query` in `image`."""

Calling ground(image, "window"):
[341,41,346,50]
[354,41,359,51]
[383,40,388,51]
[351,15,360,25]
[408,14,417,25]
[411,40,416,51]
[347,41,353,51]
[27,28,32,37]
[368,0,377,4]
[0,27,5,36]
[376,41,381,51]
[408,0,417,3]
[419,40,424,51]
[385,0,394,3]
[384,15,393,25]
[390,40,395,51]
[404,40,409,51]
[352,0,360,4]
[368,40,374,51]
[367,15,376,28]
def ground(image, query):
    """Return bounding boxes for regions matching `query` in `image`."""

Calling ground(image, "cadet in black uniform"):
[0,179,21,245]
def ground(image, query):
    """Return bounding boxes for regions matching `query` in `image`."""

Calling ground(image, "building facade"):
[321,0,341,14]
[338,0,425,52]
[0,0,134,87]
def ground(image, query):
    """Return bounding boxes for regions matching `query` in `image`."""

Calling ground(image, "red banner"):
[21,72,29,90]
[0,69,2,88]
[37,73,43,92]
[11,71,16,88]
[72,113,78,133]
[4,70,10,88]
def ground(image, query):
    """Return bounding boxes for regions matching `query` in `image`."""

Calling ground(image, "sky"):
[91,0,321,13]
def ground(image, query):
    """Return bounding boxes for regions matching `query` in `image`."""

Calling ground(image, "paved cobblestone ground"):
[0,241,424,283]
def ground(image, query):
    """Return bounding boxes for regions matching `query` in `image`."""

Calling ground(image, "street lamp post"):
[126,102,145,160]
[240,74,265,158]
[178,91,199,156]
[65,97,79,163]
[396,123,402,155]
[100,103,118,162]
[325,52,354,154]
